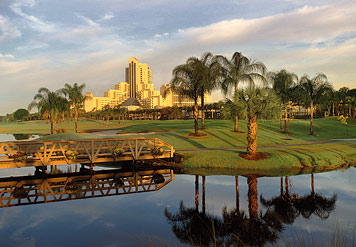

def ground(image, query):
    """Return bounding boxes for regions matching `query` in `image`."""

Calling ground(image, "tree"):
[237,86,280,158]
[168,58,203,136]
[28,88,68,134]
[217,52,266,132]
[13,108,29,121]
[60,83,86,133]
[270,70,298,134]
[299,74,332,135]
[195,52,222,129]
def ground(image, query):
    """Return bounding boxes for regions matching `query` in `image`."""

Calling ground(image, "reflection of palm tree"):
[295,193,337,219]
[294,175,337,220]
[221,175,283,246]
[261,176,300,224]
[165,202,222,246]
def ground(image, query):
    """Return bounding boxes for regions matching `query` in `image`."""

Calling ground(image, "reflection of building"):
[84,57,212,112]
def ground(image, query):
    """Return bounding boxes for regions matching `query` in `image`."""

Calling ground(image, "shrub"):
[65,150,78,160]
[12,151,28,162]
[151,146,164,156]
[113,148,125,158]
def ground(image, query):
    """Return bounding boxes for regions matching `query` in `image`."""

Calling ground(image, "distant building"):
[160,84,212,107]
[84,57,212,112]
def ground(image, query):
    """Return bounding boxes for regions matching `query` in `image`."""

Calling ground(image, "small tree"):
[238,86,280,158]
[13,108,29,121]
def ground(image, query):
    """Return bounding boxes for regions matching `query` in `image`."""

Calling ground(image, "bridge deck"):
[0,137,175,169]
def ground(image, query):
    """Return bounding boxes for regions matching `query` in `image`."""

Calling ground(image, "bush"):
[12,151,28,162]
[151,146,164,156]
[65,150,78,160]
[113,148,125,158]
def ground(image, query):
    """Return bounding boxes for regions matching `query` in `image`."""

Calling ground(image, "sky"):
[1,0,356,115]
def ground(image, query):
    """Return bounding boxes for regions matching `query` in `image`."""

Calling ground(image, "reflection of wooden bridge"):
[0,168,174,208]
[0,138,175,169]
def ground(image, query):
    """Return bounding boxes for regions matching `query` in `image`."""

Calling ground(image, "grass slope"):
[1,117,355,171]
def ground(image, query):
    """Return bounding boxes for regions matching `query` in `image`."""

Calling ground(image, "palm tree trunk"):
[284,104,288,134]
[74,109,78,133]
[234,82,239,132]
[235,176,239,210]
[285,176,289,194]
[310,101,314,135]
[195,175,199,211]
[234,115,239,132]
[247,176,258,220]
[194,99,199,135]
[333,102,335,116]
[311,174,314,194]
[50,118,54,134]
[53,116,57,134]
[247,115,257,155]
[201,95,205,129]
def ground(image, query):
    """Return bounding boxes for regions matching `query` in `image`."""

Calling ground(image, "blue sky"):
[1,0,356,114]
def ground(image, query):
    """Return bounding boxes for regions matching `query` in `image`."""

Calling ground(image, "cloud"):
[10,0,56,33]
[154,32,169,38]
[0,53,15,59]
[102,14,114,21]
[176,3,356,46]
[0,15,21,42]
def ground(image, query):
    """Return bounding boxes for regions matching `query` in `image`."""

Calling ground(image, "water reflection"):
[0,167,174,208]
[165,174,337,246]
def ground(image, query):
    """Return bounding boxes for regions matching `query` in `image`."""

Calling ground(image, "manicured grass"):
[0,119,129,134]
[1,117,355,172]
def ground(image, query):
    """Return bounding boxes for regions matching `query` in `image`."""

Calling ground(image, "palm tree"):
[217,52,267,132]
[237,86,280,157]
[299,74,332,135]
[168,58,203,136]
[60,83,86,133]
[270,70,298,134]
[194,52,222,129]
[28,88,68,134]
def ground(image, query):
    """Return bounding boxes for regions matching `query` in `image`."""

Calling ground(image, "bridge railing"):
[0,168,175,207]
[0,137,175,168]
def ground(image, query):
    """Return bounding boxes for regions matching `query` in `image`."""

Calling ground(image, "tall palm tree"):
[299,74,332,135]
[194,52,222,129]
[270,70,298,134]
[217,52,267,132]
[60,83,86,133]
[168,58,203,136]
[28,88,68,134]
[238,86,280,157]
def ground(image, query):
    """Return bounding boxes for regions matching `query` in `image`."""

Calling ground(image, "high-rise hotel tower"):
[125,57,152,99]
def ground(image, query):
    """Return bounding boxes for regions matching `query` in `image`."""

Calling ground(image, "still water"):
[0,135,355,246]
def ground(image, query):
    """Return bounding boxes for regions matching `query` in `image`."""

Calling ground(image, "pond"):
[0,135,355,246]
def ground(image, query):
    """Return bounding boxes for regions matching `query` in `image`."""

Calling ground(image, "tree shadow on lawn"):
[203,130,240,147]
[166,132,206,149]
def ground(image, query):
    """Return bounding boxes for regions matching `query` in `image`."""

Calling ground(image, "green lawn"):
[1,117,355,171]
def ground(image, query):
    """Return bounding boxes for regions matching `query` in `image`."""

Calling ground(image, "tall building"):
[84,57,213,112]
[126,57,152,99]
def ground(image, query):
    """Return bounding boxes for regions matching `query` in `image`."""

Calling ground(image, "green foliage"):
[13,108,29,121]
[65,150,78,160]
[238,86,281,120]
[12,151,28,162]
[151,146,165,156]
[113,148,125,157]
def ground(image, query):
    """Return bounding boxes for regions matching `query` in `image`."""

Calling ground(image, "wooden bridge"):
[0,168,175,208]
[0,137,175,169]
